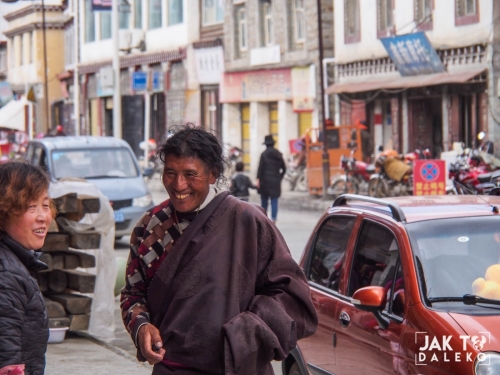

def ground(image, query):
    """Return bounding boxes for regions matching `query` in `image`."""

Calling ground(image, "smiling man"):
[120,124,317,375]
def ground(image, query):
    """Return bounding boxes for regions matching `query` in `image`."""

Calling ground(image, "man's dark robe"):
[147,192,318,375]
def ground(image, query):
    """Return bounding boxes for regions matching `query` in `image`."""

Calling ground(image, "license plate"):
[114,211,125,223]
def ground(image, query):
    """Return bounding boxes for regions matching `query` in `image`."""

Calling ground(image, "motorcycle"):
[327,148,375,197]
[226,144,243,175]
[448,149,499,194]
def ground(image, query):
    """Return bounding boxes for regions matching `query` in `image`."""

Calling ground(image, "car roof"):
[331,194,500,223]
[29,136,131,151]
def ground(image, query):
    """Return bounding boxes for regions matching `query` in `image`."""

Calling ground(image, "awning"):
[326,66,486,94]
[0,98,29,132]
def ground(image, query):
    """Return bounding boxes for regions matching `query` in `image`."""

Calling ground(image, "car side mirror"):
[351,286,390,329]
[143,166,155,178]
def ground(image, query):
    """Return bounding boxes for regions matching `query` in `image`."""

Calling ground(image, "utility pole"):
[41,0,49,132]
[112,0,122,138]
[316,0,330,198]
[73,0,79,135]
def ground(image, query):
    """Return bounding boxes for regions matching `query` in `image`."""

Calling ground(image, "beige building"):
[4,1,67,134]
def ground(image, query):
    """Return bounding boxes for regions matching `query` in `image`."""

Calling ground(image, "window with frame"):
[19,34,23,66]
[348,221,405,317]
[455,0,478,26]
[294,0,305,43]
[259,1,274,46]
[414,0,432,31]
[344,0,360,44]
[85,0,96,42]
[29,31,33,64]
[234,5,247,56]
[168,0,183,25]
[203,0,224,26]
[101,12,112,40]
[134,0,142,28]
[307,216,356,292]
[119,8,130,29]
[377,0,394,37]
[149,0,162,29]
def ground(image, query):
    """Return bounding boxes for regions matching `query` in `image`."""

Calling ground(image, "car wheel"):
[289,362,303,375]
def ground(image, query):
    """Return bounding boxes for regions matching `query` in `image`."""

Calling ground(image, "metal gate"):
[241,104,250,171]
[269,102,278,147]
[298,112,312,138]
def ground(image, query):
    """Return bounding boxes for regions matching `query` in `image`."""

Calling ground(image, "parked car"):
[25,136,154,238]
[283,194,500,375]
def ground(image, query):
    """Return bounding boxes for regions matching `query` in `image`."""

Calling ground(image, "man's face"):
[162,155,217,213]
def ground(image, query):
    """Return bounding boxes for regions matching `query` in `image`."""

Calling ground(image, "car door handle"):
[339,311,350,327]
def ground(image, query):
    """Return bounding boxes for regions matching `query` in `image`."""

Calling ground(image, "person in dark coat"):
[0,162,56,375]
[230,161,257,202]
[120,124,317,374]
[256,135,286,223]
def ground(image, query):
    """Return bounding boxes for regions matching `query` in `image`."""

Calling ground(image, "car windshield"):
[407,216,500,308]
[51,148,139,179]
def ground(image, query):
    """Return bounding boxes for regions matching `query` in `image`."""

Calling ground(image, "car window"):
[25,144,35,163]
[51,148,139,179]
[33,146,48,171]
[307,216,355,292]
[349,220,404,316]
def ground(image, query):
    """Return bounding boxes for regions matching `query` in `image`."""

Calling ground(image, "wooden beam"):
[68,314,90,331]
[42,233,69,252]
[48,317,70,329]
[69,233,101,249]
[48,270,68,293]
[49,294,92,314]
[43,297,66,318]
[53,193,78,213]
[64,270,95,293]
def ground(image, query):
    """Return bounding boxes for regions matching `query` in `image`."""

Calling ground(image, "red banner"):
[413,160,446,196]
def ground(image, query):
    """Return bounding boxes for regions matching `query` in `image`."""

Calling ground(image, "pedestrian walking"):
[229,161,257,202]
[120,124,317,374]
[0,162,56,375]
[257,135,286,224]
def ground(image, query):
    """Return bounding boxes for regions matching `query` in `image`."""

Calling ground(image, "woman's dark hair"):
[0,161,56,231]
[159,123,227,186]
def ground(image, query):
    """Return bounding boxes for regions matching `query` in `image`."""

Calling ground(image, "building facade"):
[328,0,494,157]
[4,1,66,134]
[221,0,333,176]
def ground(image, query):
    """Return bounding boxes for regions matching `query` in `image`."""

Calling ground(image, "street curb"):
[73,331,139,363]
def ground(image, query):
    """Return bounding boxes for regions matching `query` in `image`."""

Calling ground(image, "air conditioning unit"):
[130,29,145,51]
[118,29,131,51]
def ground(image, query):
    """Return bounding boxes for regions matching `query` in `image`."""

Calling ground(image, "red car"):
[283,194,500,375]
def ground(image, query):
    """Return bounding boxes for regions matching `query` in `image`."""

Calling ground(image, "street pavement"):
[45,176,325,374]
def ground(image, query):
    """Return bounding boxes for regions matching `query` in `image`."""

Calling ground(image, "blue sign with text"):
[132,72,148,91]
[380,32,444,76]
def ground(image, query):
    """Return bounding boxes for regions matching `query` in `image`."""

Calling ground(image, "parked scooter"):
[328,148,375,197]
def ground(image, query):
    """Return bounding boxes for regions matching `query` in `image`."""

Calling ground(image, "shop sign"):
[132,71,148,91]
[151,71,164,92]
[292,65,315,112]
[381,32,444,76]
[250,45,281,66]
[194,46,224,85]
[220,68,292,103]
[91,0,111,11]
[413,160,446,195]
[97,67,114,97]
[0,81,13,107]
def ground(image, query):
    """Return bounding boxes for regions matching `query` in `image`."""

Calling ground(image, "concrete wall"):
[334,0,493,63]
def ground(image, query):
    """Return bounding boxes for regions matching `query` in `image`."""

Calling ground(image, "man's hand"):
[138,324,166,365]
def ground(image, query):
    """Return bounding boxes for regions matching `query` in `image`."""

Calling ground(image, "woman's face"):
[162,155,217,213]
[4,192,52,250]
